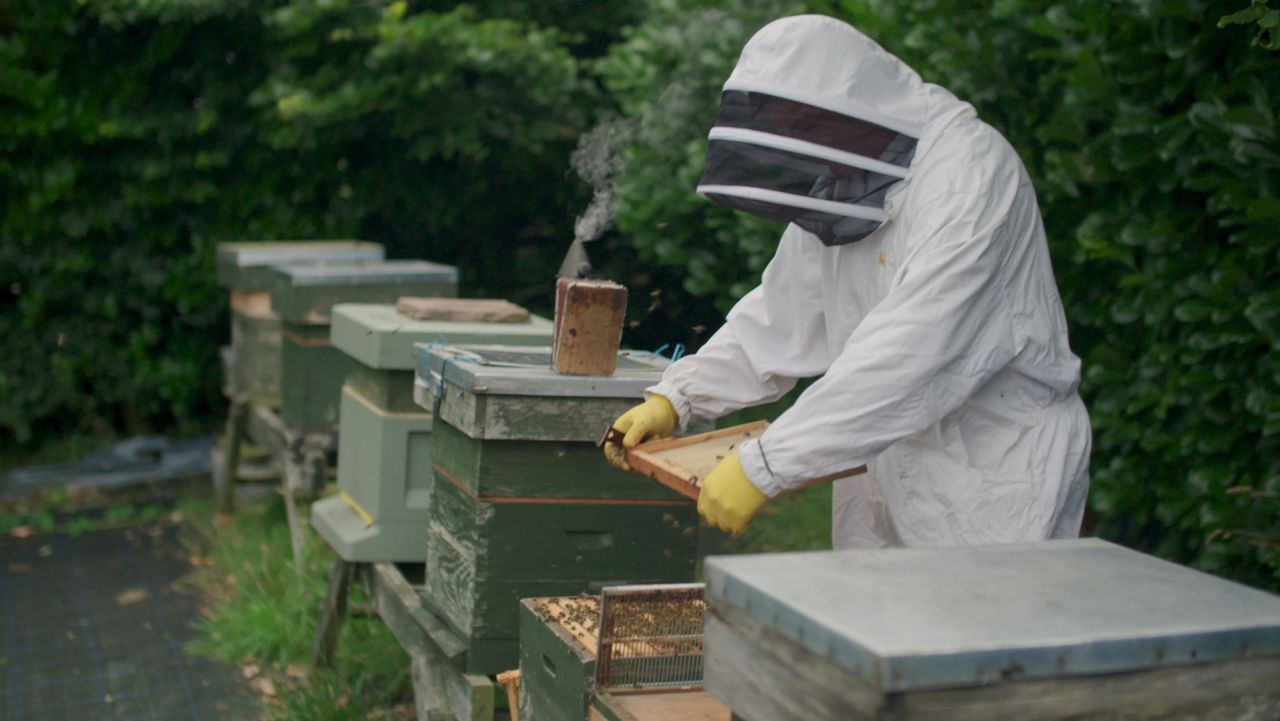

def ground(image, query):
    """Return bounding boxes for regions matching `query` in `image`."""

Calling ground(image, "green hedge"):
[598,0,1280,587]
[0,0,633,444]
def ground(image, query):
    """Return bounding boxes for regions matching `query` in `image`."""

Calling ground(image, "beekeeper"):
[604,15,1091,549]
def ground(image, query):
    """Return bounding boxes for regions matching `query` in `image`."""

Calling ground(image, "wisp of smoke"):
[571,118,636,244]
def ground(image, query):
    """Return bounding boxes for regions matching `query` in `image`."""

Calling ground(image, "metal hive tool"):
[594,583,707,690]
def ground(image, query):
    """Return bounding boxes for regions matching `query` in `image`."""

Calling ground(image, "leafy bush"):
[0,0,630,446]
[598,0,1280,587]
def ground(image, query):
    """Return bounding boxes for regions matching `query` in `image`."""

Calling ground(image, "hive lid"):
[330,304,554,370]
[413,343,670,398]
[704,538,1280,693]
[269,260,458,287]
[216,241,384,289]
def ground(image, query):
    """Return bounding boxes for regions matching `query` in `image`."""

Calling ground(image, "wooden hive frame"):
[625,420,866,500]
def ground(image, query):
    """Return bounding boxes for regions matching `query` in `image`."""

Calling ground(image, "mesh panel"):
[715,90,917,167]
[594,585,706,689]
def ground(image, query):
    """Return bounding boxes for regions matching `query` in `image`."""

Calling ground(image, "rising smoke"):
[570,118,636,244]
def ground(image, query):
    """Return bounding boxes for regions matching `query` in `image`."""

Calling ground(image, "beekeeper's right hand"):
[603,395,679,470]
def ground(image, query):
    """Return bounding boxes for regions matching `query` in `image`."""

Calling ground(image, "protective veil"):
[648,15,1092,549]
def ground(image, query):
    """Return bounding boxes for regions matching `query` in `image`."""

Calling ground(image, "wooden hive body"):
[216,240,384,407]
[519,596,599,721]
[269,262,458,432]
[311,304,553,563]
[413,345,700,674]
[704,539,1280,721]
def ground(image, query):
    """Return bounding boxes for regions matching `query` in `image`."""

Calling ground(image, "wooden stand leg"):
[281,468,307,569]
[312,559,358,668]
[215,397,248,513]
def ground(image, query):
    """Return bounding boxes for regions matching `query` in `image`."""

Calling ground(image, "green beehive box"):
[216,240,385,406]
[412,345,700,675]
[426,475,696,674]
[518,597,598,721]
[310,303,554,563]
[271,261,458,432]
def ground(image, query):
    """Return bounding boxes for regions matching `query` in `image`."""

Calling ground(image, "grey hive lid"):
[705,538,1280,693]
[330,304,555,370]
[216,241,385,289]
[269,259,458,287]
[413,343,670,398]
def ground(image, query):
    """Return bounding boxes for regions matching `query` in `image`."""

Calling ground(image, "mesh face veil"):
[697,88,919,246]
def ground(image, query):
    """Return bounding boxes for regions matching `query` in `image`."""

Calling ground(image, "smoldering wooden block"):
[552,278,627,376]
[311,304,554,564]
[703,539,1280,721]
[422,472,697,675]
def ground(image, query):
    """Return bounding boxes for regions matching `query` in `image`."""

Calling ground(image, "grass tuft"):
[184,496,413,721]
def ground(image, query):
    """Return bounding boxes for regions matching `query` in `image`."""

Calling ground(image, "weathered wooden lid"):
[704,538,1280,693]
[268,260,457,288]
[413,343,670,398]
[215,240,384,289]
[330,304,554,370]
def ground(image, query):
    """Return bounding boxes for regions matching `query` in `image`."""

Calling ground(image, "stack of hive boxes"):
[267,260,458,434]
[214,241,384,408]
[411,344,701,675]
[310,303,555,562]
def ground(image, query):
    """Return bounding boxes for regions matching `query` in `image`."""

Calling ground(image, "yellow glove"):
[603,395,679,470]
[697,451,768,535]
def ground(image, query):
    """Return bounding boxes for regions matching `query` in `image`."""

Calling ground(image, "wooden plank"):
[706,601,1280,721]
[594,690,730,721]
[628,421,865,500]
[396,297,531,323]
[312,559,357,667]
[552,278,627,376]
[372,562,498,720]
[429,422,686,501]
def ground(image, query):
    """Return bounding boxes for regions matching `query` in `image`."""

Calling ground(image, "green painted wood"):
[436,393,640,442]
[330,303,554,370]
[519,599,595,721]
[421,475,697,674]
[337,385,434,527]
[231,309,283,407]
[216,240,383,290]
[344,365,422,414]
[430,421,686,500]
[280,324,357,432]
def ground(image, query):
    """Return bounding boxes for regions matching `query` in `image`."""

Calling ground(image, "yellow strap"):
[340,491,376,527]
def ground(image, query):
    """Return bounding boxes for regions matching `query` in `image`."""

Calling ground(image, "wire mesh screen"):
[594,584,707,690]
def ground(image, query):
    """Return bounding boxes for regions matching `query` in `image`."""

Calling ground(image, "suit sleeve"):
[647,223,833,428]
[738,165,1024,497]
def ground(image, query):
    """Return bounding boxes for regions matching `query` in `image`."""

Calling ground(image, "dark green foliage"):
[599,0,1280,587]
[0,0,630,446]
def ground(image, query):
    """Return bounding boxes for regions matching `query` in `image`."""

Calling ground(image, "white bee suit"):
[647,15,1092,549]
